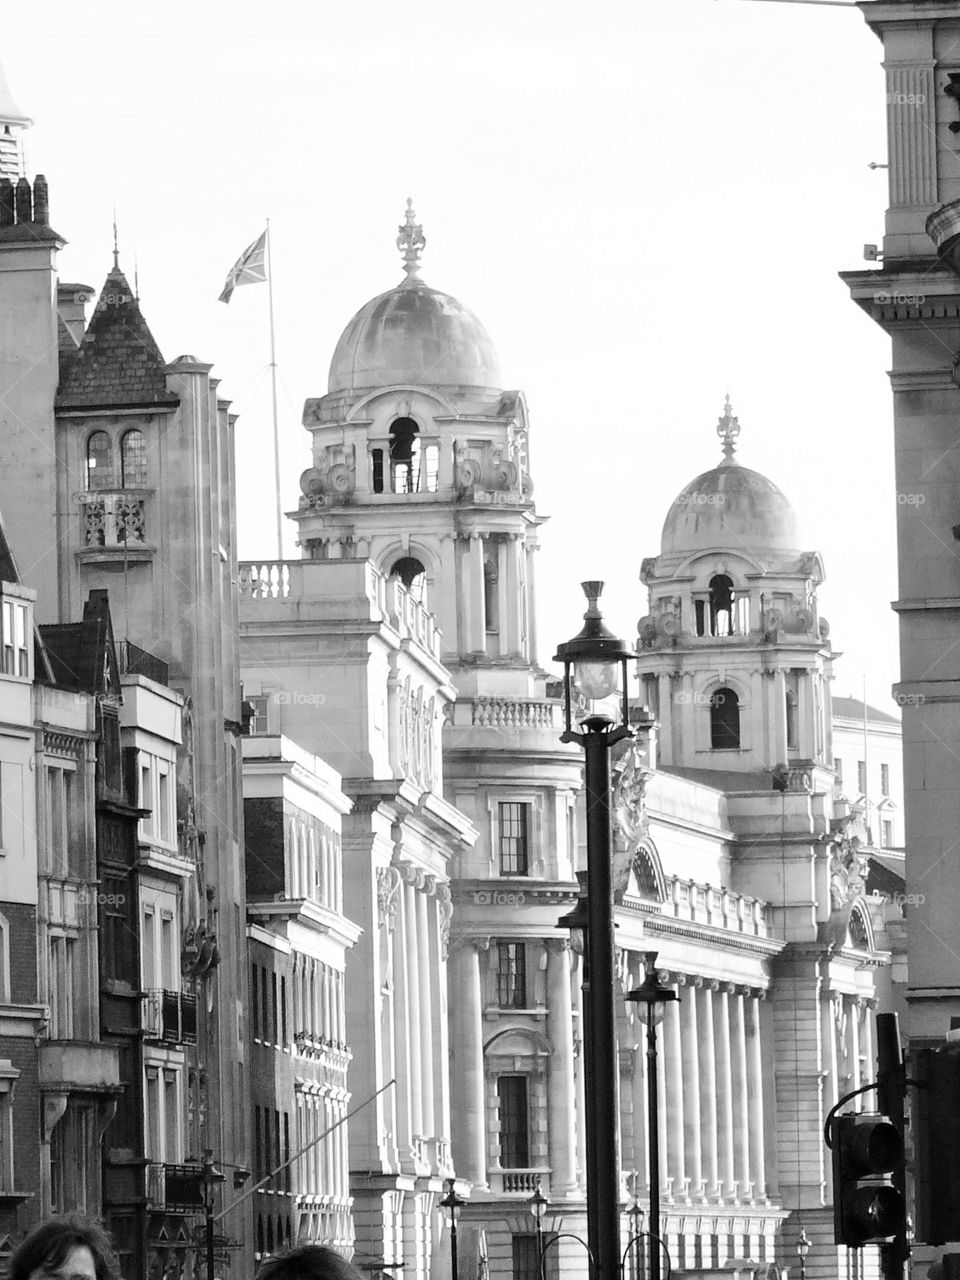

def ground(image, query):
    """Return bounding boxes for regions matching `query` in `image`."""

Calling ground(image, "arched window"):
[848,905,870,950]
[86,431,113,490]
[120,429,147,487]
[484,557,499,634]
[786,690,799,750]
[709,574,735,636]
[389,417,420,493]
[710,686,740,749]
[389,556,426,603]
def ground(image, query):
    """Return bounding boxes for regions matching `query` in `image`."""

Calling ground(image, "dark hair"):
[9,1217,120,1280]
[255,1245,365,1280]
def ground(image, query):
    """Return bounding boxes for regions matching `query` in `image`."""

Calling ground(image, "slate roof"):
[39,590,119,694]
[56,265,180,411]
[833,696,900,726]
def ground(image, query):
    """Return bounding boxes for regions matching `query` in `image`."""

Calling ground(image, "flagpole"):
[266,219,283,562]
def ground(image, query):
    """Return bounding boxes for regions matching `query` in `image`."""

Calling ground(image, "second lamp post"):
[555,581,635,1280]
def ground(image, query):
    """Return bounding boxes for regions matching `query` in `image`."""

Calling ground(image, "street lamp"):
[554,581,635,1280]
[202,1149,226,1280]
[625,952,678,1280]
[796,1228,810,1280]
[529,1178,548,1277]
[441,1178,466,1280]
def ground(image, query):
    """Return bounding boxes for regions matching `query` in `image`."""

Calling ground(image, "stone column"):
[772,668,788,762]
[658,674,674,765]
[524,541,536,666]
[416,883,436,1145]
[546,939,579,1195]
[469,534,486,653]
[663,987,686,1202]
[401,873,423,1155]
[504,534,523,658]
[680,977,704,1201]
[698,981,720,1201]
[716,983,736,1202]
[449,938,488,1187]
[732,988,752,1203]
[746,990,766,1202]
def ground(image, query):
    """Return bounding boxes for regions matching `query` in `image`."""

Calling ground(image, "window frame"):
[498,801,530,876]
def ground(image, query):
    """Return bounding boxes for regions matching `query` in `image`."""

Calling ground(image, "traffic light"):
[832,1112,906,1247]
[913,1047,960,1244]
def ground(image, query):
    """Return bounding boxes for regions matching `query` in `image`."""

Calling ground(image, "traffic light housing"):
[913,1047,960,1244]
[832,1112,906,1247]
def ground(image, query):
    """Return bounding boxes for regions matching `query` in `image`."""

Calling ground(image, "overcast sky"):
[4,0,897,708]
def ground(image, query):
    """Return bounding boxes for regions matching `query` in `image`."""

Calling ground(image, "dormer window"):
[710,687,740,749]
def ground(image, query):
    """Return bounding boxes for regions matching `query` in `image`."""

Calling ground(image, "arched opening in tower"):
[710,687,740,749]
[389,555,426,604]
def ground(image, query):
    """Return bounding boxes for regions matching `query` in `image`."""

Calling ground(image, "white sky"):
[4,0,897,709]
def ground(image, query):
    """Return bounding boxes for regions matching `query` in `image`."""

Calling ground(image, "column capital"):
[545,936,572,956]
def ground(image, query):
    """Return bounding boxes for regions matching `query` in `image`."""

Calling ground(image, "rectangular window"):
[160,912,175,989]
[835,758,843,786]
[497,943,527,1008]
[254,1106,262,1180]
[881,763,890,797]
[0,599,28,678]
[48,935,75,1039]
[512,1237,539,1280]
[46,766,75,876]
[140,761,154,838]
[142,906,157,989]
[0,1088,14,1191]
[251,963,261,1040]
[248,695,269,735]
[158,765,172,843]
[372,448,384,494]
[497,1075,529,1168]
[164,1070,179,1162]
[883,820,893,848]
[857,760,867,796]
[499,802,529,876]
[145,1068,160,1161]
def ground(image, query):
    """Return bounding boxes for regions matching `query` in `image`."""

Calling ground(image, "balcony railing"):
[489,1168,550,1195]
[118,639,168,685]
[80,490,148,548]
[143,989,198,1045]
[146,1162,205,1213]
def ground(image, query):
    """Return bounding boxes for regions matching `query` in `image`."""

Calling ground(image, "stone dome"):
[661,460,800,558]
[660,401,800,558]
[328,281,502,395]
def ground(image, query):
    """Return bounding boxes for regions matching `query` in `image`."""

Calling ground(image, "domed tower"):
[637,400,835,781]
[294,202,543,698]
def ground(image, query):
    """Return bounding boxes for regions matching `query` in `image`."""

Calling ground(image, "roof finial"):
[717,394,740,461]
[397,197,425,282]
[112,207,119,270]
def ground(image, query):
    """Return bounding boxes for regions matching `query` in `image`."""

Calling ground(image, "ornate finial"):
[112,207,119,270]
[397,197,425,282]
[717,394,740,460]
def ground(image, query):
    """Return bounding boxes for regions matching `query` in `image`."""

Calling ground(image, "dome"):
[327,199,501,396]
[660,400,800,557]
[328,281,501,395]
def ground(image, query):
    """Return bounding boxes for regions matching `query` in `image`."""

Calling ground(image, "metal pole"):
[646,1018,662,1280]
[877,1011,908,1280]
[451,1212,459,1280]
[583,718,620,1280]
[205,1165,216,1280]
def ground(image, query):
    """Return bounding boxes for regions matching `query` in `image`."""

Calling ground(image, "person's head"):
[9,1217,120,1280]
[255,1245,365,1280]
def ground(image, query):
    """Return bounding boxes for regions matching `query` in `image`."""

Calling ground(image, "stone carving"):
[436,884,453,958]
[377,865,402,929]
[819,813,870,946]
[181,918,220,980]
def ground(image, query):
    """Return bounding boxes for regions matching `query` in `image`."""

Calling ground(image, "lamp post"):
[530,1178,548,1277]
[441,1178,466,1280]
[554,581,635,1280]
[625,952,678,1280]
[202,1149,226,1280]
[797,1229,810,1280]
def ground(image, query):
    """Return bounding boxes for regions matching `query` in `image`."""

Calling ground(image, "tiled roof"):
[659,764,776,794]
[56,265,180,410]
[832,696,900,725]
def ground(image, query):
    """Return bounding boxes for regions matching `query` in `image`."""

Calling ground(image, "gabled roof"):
[39,590,120,695]
[56,264,180,411]
[833,696,900,726]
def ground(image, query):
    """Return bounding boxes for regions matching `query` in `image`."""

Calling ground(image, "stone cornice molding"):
[643,915,785,959]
